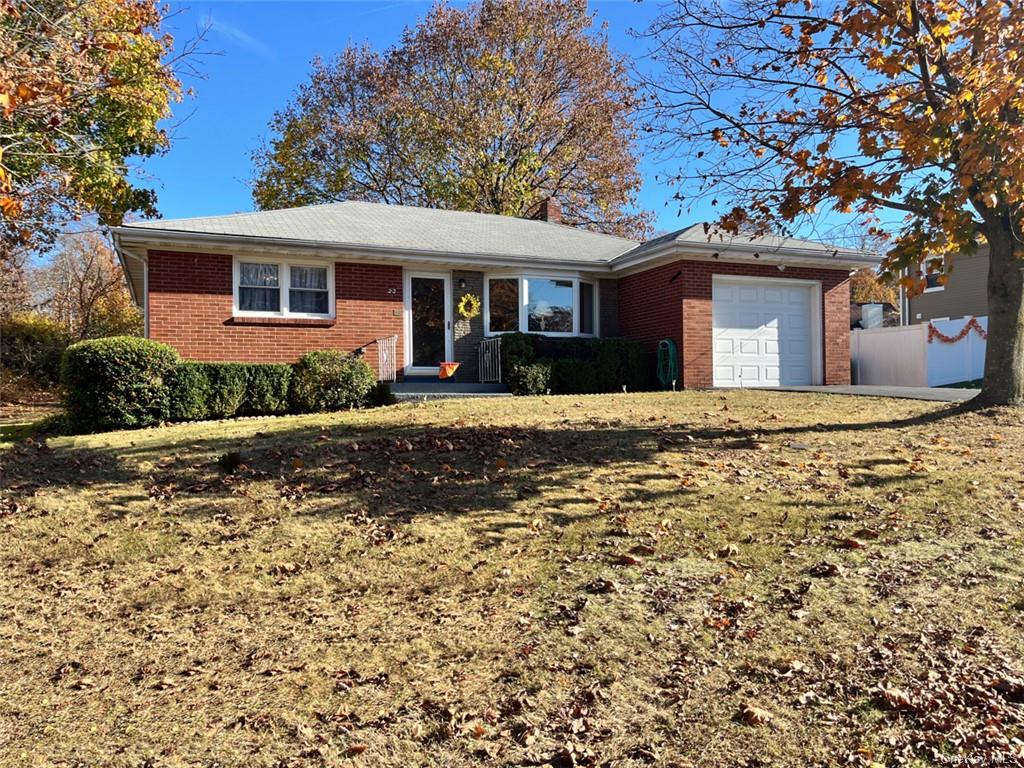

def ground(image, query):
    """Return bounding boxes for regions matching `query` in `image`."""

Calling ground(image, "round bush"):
[507,360,552,396]
[61,336,180,432]
[290,351,376,412]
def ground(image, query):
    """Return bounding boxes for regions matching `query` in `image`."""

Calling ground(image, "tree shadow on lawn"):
[1,401,969,530]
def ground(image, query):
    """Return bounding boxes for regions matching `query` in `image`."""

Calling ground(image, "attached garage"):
[711,276,822,388]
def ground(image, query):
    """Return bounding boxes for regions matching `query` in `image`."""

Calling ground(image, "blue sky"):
[135,0,697,234]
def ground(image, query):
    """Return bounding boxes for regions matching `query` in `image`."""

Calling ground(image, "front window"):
[289,265,329,314]
[580,281,595,335]
[488,278,519,332]
[924,273,944,291]
[486,275,597,336]
[239,262,281,312]
[235,259,334,317]
[526,278,574,333]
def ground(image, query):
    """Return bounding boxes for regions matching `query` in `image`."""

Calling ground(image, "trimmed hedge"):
[203,363,248,418]
[167,363,210,422]
[290,350,377,412]
[501,333,648,396]
[244,364,292,415]
[61,337,180,432]
[168,362,294,422]
[551,358,598,394]
[62,340,379,432]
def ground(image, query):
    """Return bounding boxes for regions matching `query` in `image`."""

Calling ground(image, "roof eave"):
[111,226,624,273]
[609,239,879,273]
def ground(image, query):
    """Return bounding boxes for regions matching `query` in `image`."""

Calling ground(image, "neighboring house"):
[111,200,876,389]
[902,246,990,324]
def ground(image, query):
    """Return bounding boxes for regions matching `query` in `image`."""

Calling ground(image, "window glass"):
[289,265,329,314]
[526,278,573,333]
[925,273,943,290]
[580,281,595,335]
[488,278,519,332]
[239,262,280,312]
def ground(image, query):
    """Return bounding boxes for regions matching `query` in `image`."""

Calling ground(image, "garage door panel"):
[712,278,817,388]
[738,286,759,302]
[737,311,761,328]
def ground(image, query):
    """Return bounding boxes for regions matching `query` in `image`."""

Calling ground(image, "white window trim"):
[483,274,599,338]
[232,255,335,319]
[923,282,945,294]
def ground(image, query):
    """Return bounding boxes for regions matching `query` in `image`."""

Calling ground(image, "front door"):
[404,271,452,375]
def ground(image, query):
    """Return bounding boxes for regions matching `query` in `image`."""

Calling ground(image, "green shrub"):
[499,332,535,378]
[1,312,70,385]
[166,362,293,422]
[550,358,598,394]
[591,338,649,393]
[201,363,248,418]
[290,350,377,412]
[167,363,211,421]
[60,336,180,432]
[507,360,552,396]
[499,334,648,396]
[244,364,292,415]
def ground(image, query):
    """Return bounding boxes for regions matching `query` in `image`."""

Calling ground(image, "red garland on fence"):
[927,316,988,344]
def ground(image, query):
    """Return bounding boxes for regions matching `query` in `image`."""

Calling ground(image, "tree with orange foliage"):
[0,0,191,256]
[850,268,899,307]
[644,0,1024,404]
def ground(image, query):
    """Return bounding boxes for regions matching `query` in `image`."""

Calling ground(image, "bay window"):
[485,275,598,337]
[234,258,334,318]
[526,278,574,333]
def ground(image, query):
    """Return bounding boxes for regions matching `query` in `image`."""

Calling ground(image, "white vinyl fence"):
[851,316,987,387]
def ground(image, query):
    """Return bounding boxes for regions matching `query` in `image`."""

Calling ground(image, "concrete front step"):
[389,381,510,400]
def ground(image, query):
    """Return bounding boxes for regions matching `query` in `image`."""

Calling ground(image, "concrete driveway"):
[766,385,980,402]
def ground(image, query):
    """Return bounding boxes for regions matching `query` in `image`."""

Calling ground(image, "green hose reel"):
[656,338,679,390]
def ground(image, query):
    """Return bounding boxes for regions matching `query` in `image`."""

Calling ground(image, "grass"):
[943,378,984,389]
[1,391,1023,767]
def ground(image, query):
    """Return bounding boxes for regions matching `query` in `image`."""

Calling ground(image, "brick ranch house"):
[111,200,877,389]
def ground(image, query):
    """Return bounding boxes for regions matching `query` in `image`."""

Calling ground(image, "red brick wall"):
[617,259,851,388]
[147,250,404,369]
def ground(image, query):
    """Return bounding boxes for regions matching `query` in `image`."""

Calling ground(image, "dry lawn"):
[1,391,1023,768]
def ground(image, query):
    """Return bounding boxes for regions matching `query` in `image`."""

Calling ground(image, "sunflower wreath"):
[457,293,482,320]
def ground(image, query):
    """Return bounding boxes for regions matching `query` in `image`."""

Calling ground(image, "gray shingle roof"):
[124,200,640,264]
[621,223,865,262]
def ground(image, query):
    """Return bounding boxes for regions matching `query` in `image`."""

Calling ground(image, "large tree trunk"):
[978,225,1024,406]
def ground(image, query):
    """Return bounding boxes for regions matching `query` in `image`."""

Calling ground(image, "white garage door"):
[712,278,817,387]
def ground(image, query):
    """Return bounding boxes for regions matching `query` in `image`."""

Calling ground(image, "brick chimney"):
[533,197,561,224]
